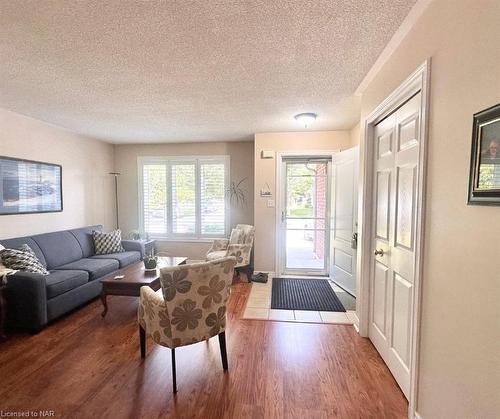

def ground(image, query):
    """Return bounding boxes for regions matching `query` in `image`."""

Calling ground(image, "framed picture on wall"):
[0,156,63,215]
[468,103,500,205]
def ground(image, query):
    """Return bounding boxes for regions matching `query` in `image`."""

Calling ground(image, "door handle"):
[374,248,384,256]
[351,232,358,249]
[281,211,286,223]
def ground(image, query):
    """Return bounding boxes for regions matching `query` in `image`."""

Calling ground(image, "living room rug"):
[271,278,346,312]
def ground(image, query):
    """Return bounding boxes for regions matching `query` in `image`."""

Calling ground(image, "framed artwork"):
[468,103,500,205]
[0,156,63,215]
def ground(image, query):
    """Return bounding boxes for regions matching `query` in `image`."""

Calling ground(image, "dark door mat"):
[271,278,346,312]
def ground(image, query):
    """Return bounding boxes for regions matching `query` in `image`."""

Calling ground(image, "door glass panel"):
[284,160,329,272]
[286,218,325,230]
[286,229,325,270]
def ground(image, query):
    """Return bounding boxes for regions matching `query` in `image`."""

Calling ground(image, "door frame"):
[357,60,430,418]
[275,150,338,276]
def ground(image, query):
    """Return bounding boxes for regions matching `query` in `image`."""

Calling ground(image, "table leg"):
[100,288,108,318]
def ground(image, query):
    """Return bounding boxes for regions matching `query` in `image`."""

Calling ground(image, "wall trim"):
[355,0,433,96]
[357,60,430,419]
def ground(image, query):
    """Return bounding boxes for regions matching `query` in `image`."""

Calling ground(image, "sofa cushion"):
[69,225,103,257]
[32,231,83,270]
[45,270,89,299]
[0,237,47,268]
[206,250,228,261]
[55,258,119,280]
[92,251,141,268]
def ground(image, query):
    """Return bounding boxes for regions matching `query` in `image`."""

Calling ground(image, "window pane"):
[171,163,196,234]
[201,163,225,235]
[143,164,167,234]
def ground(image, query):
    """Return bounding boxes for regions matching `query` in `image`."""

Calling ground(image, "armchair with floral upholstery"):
[205,224,255,278]
[138,256,236,393]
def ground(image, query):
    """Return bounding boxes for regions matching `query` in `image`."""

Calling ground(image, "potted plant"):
[129,229,142,240]
[143,249,158,270]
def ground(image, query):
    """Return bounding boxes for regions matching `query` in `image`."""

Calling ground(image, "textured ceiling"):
[0,1,416,143]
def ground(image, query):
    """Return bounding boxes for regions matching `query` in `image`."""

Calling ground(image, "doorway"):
[277,155,332,276]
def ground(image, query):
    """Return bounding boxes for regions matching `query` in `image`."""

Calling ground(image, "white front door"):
[330,146,359,295]
[278,157,331,276]
[369,93,421,399]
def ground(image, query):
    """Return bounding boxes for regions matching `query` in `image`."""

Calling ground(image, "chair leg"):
[139,325,146,358]
[171,348,177,393]
[242,265,253,281]
[218,331,228,371]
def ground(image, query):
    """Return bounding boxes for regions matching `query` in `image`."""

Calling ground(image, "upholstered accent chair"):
[206,224,255,278]
[138,256,236,393]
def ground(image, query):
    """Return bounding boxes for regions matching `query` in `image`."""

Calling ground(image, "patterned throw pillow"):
[92,229,125,255]
[0,244,49,275]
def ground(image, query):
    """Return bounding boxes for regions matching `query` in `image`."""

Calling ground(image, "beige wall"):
[0,109,115,238]
[254,131,351,271]
[349,123,360,147]
[114,141,254,260]
[359,0,500,417]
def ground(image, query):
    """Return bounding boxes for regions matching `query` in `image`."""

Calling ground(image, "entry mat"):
[271,278,346,312]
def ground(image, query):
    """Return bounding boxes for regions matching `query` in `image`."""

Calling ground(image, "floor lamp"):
[109,172,121,229]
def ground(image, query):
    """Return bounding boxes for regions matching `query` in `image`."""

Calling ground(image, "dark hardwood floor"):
[0,281,408,418]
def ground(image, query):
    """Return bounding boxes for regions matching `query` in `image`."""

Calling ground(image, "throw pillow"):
[92,229,125,255]
[0,244,49,275]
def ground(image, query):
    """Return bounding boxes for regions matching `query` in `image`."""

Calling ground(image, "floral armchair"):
[138,256,236,393]
[206,224,255,278]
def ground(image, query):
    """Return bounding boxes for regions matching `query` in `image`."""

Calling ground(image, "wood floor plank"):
[0,282,407,418]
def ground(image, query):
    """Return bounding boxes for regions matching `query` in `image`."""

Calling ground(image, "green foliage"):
[145,165,167,209]
[173,164,195,203]
[289,207,313,217]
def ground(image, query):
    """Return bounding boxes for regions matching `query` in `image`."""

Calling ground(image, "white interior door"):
[369,93,421,399]
[330,146,359,295]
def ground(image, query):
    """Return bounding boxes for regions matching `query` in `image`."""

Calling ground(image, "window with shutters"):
[138,156,229,239]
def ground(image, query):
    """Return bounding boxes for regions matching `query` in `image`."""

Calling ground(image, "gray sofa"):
[0,225,144,332]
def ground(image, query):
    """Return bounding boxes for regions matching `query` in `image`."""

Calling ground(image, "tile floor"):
[242,276,357,325]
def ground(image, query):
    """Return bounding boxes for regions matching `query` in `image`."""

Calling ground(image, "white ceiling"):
[0,1,416,143]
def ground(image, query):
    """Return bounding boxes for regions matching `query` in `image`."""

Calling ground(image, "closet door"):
[369,93,421,399]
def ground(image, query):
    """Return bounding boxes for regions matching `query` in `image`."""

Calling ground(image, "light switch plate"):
[267,199,275,208]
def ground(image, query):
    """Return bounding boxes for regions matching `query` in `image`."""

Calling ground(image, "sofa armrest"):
[138,287,171,346]
[121,240,145,259]
[4,272,48,331]
[227,243,252,267]
[206,239,229,257]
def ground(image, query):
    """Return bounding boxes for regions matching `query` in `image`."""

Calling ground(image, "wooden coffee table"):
[100,256,187,317]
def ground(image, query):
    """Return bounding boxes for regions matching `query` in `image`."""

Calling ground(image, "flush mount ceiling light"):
[294,112,317,128]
